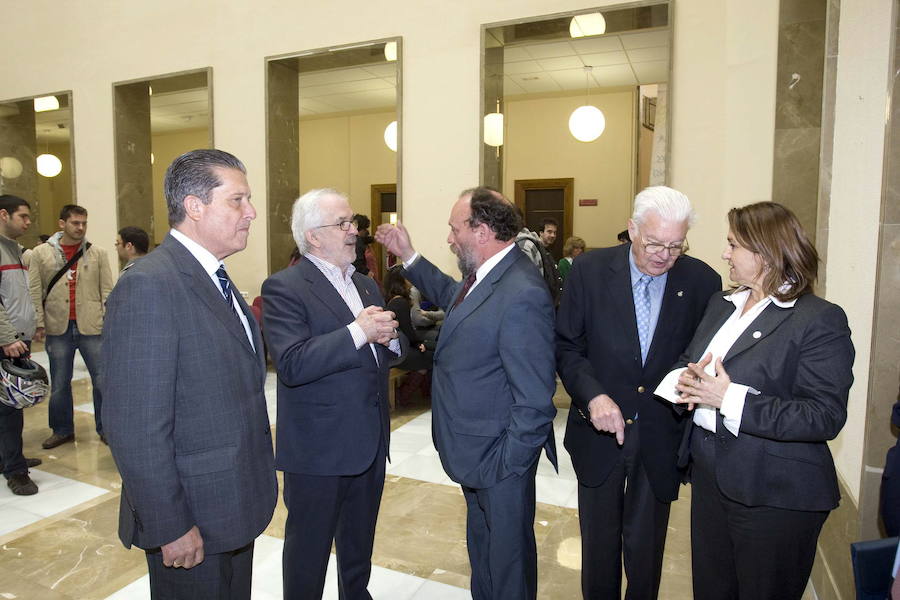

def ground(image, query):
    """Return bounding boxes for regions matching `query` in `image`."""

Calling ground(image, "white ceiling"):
[298,62,397,116]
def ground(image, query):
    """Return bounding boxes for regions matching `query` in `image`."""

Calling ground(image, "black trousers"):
[282,438,386,600]
[577,423,671,600]
[690,426,828,600]
[0,402,26,477]
[145,541,254,600]
[462,460,539,600]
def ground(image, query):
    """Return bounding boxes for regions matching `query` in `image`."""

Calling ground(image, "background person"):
[115,226,150,273]
[659,201,855,600]
[557,236,585,282]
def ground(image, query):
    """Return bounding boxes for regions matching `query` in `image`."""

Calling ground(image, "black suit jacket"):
[103,234,277,554]
[557,243,721,502]
[261,257,391,476]
[677,291,854,512]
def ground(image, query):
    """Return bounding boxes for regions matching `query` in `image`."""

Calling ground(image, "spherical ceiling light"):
[36,153,63,177]
[568,105,606,142]
[483,112,504,147]
[0,156,24,179]
[33,96,60,112]
[570,12,607,38]
[384,121,398,152]
[384,41,398,62]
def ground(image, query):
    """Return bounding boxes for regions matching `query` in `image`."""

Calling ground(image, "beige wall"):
[298,111,397,217]
[149,128,209,245]
[503,89,635,249]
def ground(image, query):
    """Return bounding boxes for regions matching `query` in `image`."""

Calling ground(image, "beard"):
[453,243,478,278]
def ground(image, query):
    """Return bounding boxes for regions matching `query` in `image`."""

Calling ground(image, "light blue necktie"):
[634,274,652,364]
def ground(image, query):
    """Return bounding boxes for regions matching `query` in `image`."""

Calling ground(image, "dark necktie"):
[453,272,477,308]
[216,265,234,310]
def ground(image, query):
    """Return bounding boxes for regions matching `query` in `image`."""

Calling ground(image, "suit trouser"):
[577,423,671,600]
[282,437,386,600]
[462,460,539,600]
[0,402,26,477]
[689,426,828,600]
[145,541,254,600]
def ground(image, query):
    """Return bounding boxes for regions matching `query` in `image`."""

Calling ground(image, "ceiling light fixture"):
[33,96,60,112]
[568,66,606,142]
[483,99,504,147]
[570,12,607,38]
[384,120,398,152]
[384,41,398,62]
[36,153,63,177]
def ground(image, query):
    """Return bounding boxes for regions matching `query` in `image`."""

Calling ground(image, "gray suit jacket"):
[102,234,277,554]
[405,246,557,489]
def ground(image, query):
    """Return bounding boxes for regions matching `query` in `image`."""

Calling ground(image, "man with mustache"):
[377,187,557,600]
[262,188,398,599]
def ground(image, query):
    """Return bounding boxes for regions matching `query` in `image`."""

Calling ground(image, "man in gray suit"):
[376,187,557,600]
[102,149,277,599]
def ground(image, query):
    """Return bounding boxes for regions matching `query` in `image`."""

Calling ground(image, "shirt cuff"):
[403,253,420,269]
[719,383,749,437]
[347,323,368,350]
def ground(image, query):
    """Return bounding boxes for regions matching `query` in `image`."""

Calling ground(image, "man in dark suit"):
[102,149,277,599]
[376,187,557,600]
[556,186,721,600]
[262,188,398,600]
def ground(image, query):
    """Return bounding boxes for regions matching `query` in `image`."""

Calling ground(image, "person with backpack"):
[515,224,563,306]
[29,204,112,449]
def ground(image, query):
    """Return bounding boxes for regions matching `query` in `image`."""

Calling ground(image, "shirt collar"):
[170,228,222,276]
[304,252,355,281]
[475,243,515,283]
[725,285,797,308]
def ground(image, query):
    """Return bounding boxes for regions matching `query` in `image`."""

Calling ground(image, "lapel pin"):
[676,291,683,297]
[752,330,762,339]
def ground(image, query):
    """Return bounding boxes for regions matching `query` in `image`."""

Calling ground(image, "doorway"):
[370,183,397,280]
[514,178,573,261]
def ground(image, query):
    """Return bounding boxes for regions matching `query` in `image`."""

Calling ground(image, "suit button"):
[626,418,634,425]
[637,386,645,393]
[264,426,270,435]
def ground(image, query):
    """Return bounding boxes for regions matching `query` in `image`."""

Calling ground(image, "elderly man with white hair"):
[261,188,399,600]
[556,186,721,600]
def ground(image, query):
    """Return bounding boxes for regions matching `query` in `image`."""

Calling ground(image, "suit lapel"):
[165,236,258,359]
[724,302,794,362]
[300,257,357,324]
[608,248,642,361]
[685,295,733,361]
[233,290,266,378]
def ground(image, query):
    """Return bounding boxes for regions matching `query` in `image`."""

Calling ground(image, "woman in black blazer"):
[657,202,855,600]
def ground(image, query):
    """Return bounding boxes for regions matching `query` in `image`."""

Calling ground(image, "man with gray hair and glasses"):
[261,188,398,599]
[556,186,721,600]
[103,149,277,599]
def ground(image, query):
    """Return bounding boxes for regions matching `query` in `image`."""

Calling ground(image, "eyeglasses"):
[314,220,355,232]
[639,237,689,256]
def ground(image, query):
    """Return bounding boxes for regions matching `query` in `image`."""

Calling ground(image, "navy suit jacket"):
[676,291,854,511]
[102,234,277,554]
[404,246,558,489]
[262,256,391,476]
[557,243,721,502]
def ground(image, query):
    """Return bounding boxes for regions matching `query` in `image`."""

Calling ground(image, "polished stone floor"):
[0,351,814,599]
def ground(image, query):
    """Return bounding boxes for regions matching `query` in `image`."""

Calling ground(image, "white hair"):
[291,188,346,253]
[631,186,696,228]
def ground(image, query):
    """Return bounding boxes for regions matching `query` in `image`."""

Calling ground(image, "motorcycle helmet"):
[0,356,49,409]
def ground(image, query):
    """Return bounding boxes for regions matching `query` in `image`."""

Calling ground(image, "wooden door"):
[513,178,574,261]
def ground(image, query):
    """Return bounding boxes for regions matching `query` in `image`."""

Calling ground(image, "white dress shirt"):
[655,287,796,436]
[305,253,399,362]
[169,229,255,351]
[403,243,515,301]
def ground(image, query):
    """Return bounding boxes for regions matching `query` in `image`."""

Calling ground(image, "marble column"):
[0,100,39,246]
[267,60,300,273]
[482,46,504,192]
[114,82,153,240]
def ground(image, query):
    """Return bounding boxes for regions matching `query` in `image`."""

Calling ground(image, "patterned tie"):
[216,265,234,309]
[453,272,477,308]
[634,274,652,364]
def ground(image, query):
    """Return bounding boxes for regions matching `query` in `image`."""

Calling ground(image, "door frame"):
[513,178,574,246]
[370,183,397,280]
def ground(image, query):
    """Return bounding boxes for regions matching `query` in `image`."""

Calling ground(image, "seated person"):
[410,285,443,343]
[385,267,433,404]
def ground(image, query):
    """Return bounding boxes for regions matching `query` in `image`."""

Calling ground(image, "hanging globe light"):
[384,120,398,152]
[384,41,398,62]
[33,96,60,112]
[0,156,24,179]
[483,112,504,147]
[36,153,63,177]
[570,12,607,38]
[568,105,606,142]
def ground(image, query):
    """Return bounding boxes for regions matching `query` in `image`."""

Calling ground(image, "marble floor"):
[0,351,814,599]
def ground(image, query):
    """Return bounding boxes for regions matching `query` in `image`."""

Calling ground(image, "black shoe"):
[42,433,75,449]
[25,457,42,468]
[7,473,38,495]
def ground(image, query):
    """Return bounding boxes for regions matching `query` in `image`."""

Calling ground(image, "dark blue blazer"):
[262,256,391,476]
[404,246,558,489]
[677,291,855,512]
[103,234,277,555]
[557,243,721,502]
